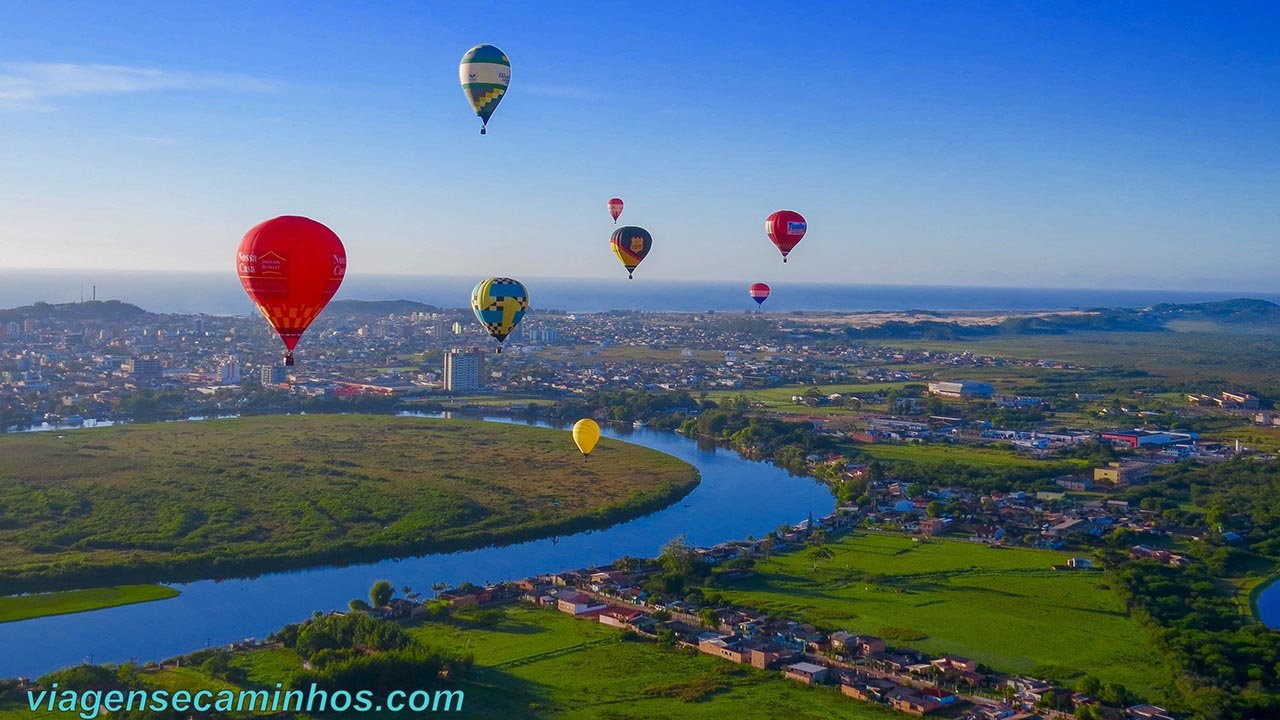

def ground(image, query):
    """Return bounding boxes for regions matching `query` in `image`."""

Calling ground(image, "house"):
[1054,475,1093,492]
[869,651,915,673]
[555,592,607,616]
[855,635,887,656]
[840,676,898,702]
[1094,461,1153,488]
[930,656,977,673]
[888,688,943,716]
[1047,518,1096,538]
[438,590,479,608]
[742,641,790,669]
[598,608,646,629]
[829,630,855,651]
[1126,705,1178,720]
[698,633,746,663]
[783,661,829,685]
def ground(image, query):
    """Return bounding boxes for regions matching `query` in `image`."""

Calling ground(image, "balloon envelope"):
[470,277,529,351]
[459,44,511,133]
[573,418,601,456]
[610,226,653,279]
[765,210,807,262]
[236,216,346,364]
[749,282,771,305]
[607,198,624,223]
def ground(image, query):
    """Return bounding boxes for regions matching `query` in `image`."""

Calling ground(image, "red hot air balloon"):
[765,210,807,263]
[607,197,624,223]
[236,216,347,366]
[749,282,771,305]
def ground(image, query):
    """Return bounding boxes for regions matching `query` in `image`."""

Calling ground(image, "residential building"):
[927,381,994,399]
[1094,461,1153,488]
[122,356,163,380]
[217,356,241,385]
[443,349,484,392]
[261,365,289,386]
[783,662,828,685]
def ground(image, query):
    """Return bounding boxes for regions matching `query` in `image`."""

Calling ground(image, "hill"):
[324,299,444,316]
[1146,297,1280,323]
[0,415,698,593]
[0,300,150,323]
[843,298,1278,340]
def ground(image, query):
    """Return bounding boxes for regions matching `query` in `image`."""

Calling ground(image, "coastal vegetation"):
[0,415,698,593]
[0,585,178,623]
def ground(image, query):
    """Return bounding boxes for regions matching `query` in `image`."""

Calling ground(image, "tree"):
[1077,675,1101,696]
[1075,704,1103,720]
[349,599,371,613]
[370,579,394,607]
[808,545,835,571]
[926,501,944,518]
[868,461,886,484]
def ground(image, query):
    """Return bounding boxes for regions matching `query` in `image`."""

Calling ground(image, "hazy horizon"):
[3,267,1277,316]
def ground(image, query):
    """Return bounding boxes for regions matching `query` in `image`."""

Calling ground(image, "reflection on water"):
[0,416,833,678]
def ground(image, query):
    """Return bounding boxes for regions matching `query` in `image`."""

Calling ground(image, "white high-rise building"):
[218,356,242,385]
[443,349,483,392]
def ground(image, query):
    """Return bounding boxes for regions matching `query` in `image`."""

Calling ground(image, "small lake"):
[0,416,834,678]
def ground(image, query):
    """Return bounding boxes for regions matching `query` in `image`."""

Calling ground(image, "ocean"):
[0,268,1274,316]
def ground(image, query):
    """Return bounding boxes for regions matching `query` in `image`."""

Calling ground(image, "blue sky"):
[0,1,1277,291]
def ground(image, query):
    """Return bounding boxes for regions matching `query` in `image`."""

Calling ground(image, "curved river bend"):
[1257,577,1280,630]
[0,418,835,678]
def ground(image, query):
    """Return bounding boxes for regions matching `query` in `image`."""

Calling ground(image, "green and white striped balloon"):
[459,44,511,135]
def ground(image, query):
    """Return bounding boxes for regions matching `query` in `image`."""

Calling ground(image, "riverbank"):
[0,415,699,594]
[1245,573,1280,627]
[0,585,179,624]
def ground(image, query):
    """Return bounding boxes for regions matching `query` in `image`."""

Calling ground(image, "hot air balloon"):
[765,210,807,263]
[572,418,601,458]
[459,44,510,135]
[610,226,652,279]
[236,216,346,366]
[607,198,624,223]
[470,277,529,352]
[749,282,771,306]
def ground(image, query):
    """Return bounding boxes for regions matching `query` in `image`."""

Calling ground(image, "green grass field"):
[0,415,697,591]
[0,605,899,720]
[705,383,916,414]
[718,532,1172,698]
[407,605,901,719]
[0,584,178,623]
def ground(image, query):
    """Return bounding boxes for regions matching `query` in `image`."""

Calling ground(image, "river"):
[1256,576,1280,630]
[0,417,835,679]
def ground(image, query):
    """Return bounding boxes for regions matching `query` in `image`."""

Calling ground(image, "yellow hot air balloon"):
[572,418,601,458]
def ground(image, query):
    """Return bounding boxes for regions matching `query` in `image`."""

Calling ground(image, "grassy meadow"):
[0,415,698,592]
[718,532,1172,698]
[0,584,178,623]
[0,604,899,720]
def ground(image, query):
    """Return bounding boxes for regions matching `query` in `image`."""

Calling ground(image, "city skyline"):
[1,1,1277,291]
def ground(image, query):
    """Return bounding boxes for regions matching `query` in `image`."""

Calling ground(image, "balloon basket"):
[284,353,295,367]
